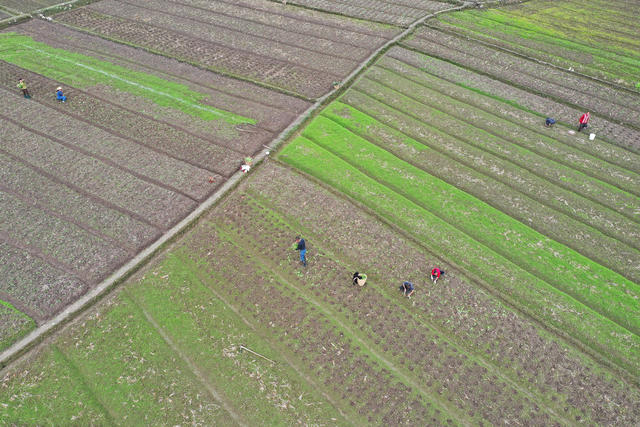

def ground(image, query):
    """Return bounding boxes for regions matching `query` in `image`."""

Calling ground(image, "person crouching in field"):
[352,272,367,287]
[545,117,556,127]
[577,112,590,132]
[431,267,445,284]
[17,79,31,98]
[56,86,66,103]
[400,281,414,298]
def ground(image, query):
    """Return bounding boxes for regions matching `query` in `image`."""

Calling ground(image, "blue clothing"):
[545,118,556,126]
[296,239,306,251]
[402,281,414,292]
[299,249,306,263]
[56,90,66,102]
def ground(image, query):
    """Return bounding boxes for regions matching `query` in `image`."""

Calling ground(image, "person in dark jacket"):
[545,117,556,127]
[294,236,306,267]
[399,281,414,298]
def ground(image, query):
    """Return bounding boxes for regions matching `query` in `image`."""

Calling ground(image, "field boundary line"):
[114,0,369,63]
[349,84,640,224]
[271,158,640,385]
[124,291,248,426]
[243,187,575,425]
[421,21,640,98]
[181,255,356,425]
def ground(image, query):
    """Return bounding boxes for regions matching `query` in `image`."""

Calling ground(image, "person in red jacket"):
[577,112,590,132]
[431,267,445,284]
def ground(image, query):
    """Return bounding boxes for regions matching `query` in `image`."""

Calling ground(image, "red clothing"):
[431,268,441,278]
[579,113,590,124]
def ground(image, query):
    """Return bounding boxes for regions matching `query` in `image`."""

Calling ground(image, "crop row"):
[0,31,271,155]
[174,0,397,47]
[364,65,640,197]
[284,0,449,26]
[563,0,640,26]
[351,78,640,223]
[0,241,87,322]
[377,53,640,174]
[121,0,372,62]
[0,152,159,252]
[124,254,347,425]
[211,192,580,424]
[56,8,337,98]
[89,0,359,76]
[0,117,196,230]
[241,162,640,425]
[180,226,447,425]
[429,15,640,90]
[387,46,640,153]
[0,32,254,126]
[500,2,640,50]
[297,115,640,331]
[278,137,640,375]
[405,28,640,128]
[0,92,218,201]
[0,301,35,352]
[0,62,246,176]
[321,101,640,284]
[1,190,129,284]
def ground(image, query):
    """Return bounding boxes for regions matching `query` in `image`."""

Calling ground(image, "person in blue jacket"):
[399,281,414,298]
[56,86,66,103]
[294,236,306,267]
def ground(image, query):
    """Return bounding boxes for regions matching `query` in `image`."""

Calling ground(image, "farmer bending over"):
[352,272,367,287]
[431,267,445,284]
[577,112,590,132]
[400,281,414,298]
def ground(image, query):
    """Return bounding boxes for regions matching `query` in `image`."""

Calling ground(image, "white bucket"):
[589,133,596,140]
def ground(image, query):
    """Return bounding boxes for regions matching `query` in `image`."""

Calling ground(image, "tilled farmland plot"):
[277,0,456,26]
[0,19,309,349]
[53,0,401,98]
[3,162,638,425]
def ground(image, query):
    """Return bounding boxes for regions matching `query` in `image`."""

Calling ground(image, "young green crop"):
[279,135,640,374]
[0,33,255,125]
[0,300,35,351]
